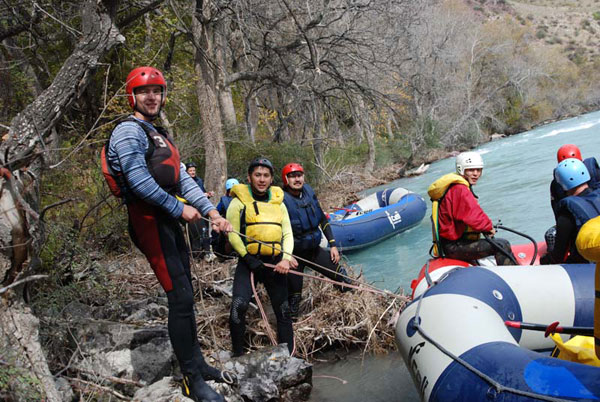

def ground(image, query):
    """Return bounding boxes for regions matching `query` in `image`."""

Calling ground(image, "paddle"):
[505,320,594,337]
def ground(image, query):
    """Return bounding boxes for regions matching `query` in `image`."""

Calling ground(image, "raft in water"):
[327,187,427,251]
[395,263,600,401]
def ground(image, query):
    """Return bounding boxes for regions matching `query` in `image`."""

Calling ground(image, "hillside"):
[507,0,600,62]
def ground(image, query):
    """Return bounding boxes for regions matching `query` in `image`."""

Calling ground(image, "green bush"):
[593,11,600,20]
[0,358,43,400]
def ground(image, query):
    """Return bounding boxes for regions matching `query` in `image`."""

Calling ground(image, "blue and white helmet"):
[555,158,590,191]
[225,178,239,190]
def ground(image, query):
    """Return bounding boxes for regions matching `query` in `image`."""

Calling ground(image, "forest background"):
[1,0,600,400]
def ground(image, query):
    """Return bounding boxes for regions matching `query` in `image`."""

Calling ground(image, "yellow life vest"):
[428,173,480,257]
[575,215,600,359]
[230,184,284,256]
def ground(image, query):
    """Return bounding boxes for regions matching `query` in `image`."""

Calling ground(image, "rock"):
[491,133,506,140]
[54,377,74,402]
[133,345,312,402]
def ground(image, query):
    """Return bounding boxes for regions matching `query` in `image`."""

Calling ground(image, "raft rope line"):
[411,266,571,402]
[202,215,406,301]
[249,270,298,356]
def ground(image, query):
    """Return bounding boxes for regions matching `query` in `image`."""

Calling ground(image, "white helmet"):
[456,152,484,175]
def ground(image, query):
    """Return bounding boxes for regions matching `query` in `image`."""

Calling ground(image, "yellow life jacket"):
[575,215,600,359]
[428,173,480,257]
[230,184,284,256]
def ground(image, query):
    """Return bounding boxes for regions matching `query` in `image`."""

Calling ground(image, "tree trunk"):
[214,27,237,133]
[192,0,227,200]
[244,88,258,143]
[0,1,123,399]
[356,97,375,173]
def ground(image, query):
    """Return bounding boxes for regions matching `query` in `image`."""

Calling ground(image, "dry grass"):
[104,253,408,363]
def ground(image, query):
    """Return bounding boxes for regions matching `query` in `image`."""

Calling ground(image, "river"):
[309,110,600,402]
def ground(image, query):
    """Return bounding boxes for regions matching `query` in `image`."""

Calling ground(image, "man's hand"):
[489,227,496,237]
[208,211,232,233]
[181,204,202,222]
[330,246,340,264]
[274,259,293,274]
[206,191,215,198]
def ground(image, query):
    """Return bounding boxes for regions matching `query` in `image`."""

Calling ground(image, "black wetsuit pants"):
[229,255,293,356]
[288,247,346,297]
[127,200,206,375]
[442,237,516,266]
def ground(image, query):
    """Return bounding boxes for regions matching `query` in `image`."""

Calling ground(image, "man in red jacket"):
[431,152,516,265]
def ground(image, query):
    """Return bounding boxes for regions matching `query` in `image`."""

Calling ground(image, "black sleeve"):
[550,179,564,219]
[548,213,576,263]
[319,216,337,247]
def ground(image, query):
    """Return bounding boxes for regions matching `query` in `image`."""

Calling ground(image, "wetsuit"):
[551,157,600,218]
[226,185,294,356]
[283,184,352,318]
[106,116,221,384]
[437,183,515,265]
[542,187,600,264]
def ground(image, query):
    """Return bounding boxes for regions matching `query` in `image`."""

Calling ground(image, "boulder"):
[133,345,312,402]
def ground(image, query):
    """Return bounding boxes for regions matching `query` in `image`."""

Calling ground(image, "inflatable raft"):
[327,187,427,251]
[396,263,600,401]
[410,241,547,298]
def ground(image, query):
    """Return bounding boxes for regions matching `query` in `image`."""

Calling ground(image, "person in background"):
[550,144,600,218]
[185,162,215,261]
[226,158,297,356]
[281,163,353,321]
[104,66,231,402]
[541,158,600,265]
[428,152,516,265]
[211,178,239,257]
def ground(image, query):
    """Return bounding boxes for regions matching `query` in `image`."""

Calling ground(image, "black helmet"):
[185,162,197,170]
[248,157,274,174]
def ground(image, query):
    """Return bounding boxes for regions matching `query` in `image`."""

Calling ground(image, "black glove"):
[242,254,264,272]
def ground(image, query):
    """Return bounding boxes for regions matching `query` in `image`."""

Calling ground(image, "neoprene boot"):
[289,293,302,322]
[181,360,224,402]
[193,344,237,385]
[334,266,354,292]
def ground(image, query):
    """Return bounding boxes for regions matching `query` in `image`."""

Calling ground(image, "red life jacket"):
[101,118,181,198]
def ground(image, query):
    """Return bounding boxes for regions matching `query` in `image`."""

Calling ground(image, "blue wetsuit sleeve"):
[179,166,216,217]
[108,121,184,218]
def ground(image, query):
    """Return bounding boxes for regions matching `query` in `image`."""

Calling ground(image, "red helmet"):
[125,67,167,109]
[556,144,582,162]
[281,163,304,186]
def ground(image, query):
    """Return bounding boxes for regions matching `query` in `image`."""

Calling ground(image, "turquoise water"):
[346,110,600,293]
[310,110,600,402]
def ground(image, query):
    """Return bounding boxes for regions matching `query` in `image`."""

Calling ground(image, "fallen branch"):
[65,376,131,400]
[0,275,48,295]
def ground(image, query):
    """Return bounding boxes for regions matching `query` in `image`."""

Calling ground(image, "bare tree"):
[0,1,165,399]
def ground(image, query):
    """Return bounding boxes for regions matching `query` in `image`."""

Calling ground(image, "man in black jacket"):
[281,163,353,320]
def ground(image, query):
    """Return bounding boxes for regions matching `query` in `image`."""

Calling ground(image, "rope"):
[249,271,278,346]
[411,267,571,402]
[183,220,228,370]
[202,215,405,300]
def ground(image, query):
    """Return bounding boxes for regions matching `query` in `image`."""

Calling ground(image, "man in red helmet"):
[104,67,232,402]
[281,162,353,321]
[551,144,600,218]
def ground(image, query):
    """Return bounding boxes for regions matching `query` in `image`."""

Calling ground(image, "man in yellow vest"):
[429,152,515,265]
[226,158,298,356]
